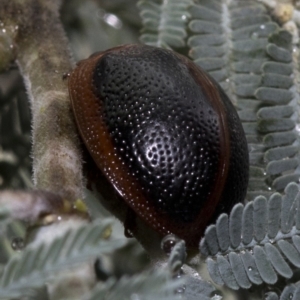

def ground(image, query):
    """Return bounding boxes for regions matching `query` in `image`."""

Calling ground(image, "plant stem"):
[0,0,84,201]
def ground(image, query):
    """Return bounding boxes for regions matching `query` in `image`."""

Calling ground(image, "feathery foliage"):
[0,206,26,277]
[0,219,126,299]
[188,0,300,201]
[86,271,183,300]
[87,236,215,300]
[167,240,187,274]
[0,70,32,190]
[265,282,300,300]
[200,182,300,290]
[89,237,217,300]
[138,0,192,48]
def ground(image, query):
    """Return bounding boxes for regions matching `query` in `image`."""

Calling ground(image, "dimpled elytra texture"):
[68,45,249,247]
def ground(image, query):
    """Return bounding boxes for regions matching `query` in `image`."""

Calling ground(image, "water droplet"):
[289,293,293,299]
[251,32,259,39]
[57,216,62,221]
[130,294,140,300]
[161,234,179,255]
[11,237,25,251]
[62,72,70,80]
[248,266,253,271]
[124,227,134,238]
[181,15,187,20]
[176,285,186,294]
[211,291,223,300]
[175,270,183,279]
[2,28,6,33]
[260,24,266,30]
[103,13,123,29]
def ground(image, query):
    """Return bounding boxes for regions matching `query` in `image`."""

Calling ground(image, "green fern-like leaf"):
[0,219,127,299]
[188,0,300,200]
[138,0,192,48]
[88,239,215,300]
[165,239,216,300]
[183,276,216,300]
[86,270,183,300]
[0,206,26,268]
[200,182,300,290]
[265,282,300,300]
[167,240,186,274]
[265,291,279,300]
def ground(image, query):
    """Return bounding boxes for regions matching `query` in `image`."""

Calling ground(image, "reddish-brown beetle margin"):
[68,44,247,248]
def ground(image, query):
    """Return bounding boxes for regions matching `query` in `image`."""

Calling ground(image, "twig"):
[0,0,84,202]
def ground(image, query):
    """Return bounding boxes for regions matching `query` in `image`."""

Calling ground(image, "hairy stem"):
[0,0,83,201]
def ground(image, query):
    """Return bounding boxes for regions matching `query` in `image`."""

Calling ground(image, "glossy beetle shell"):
[68,44,249,247]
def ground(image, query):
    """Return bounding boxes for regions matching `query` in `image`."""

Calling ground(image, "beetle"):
[68,44,249,248]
